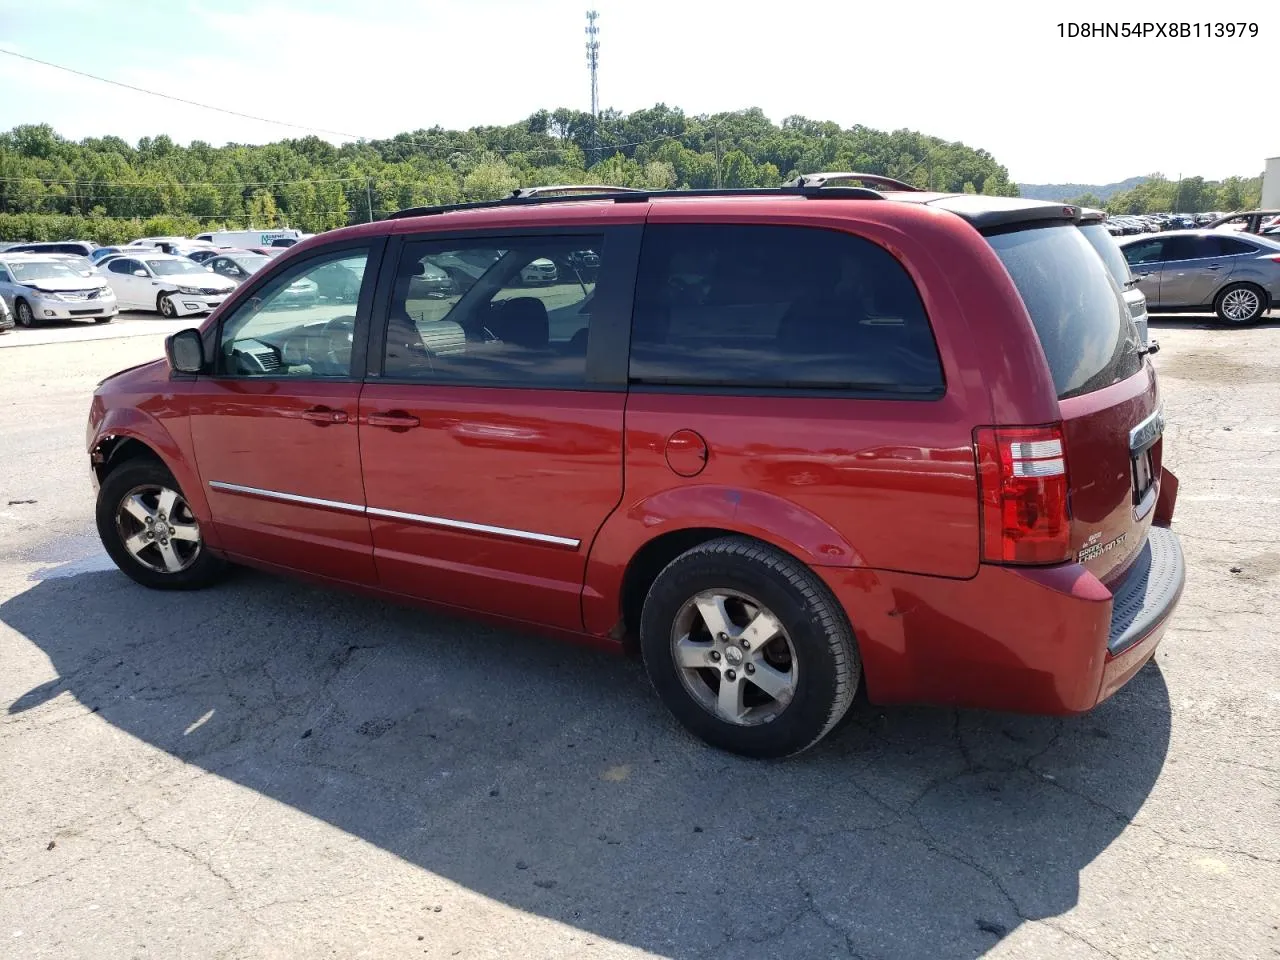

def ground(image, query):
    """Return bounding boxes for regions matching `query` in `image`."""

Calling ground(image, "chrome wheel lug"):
[745,663,755,675]
[740,638,750,649]
[725,669,736,682]
[709,650,721,662]
[717,633,728,642]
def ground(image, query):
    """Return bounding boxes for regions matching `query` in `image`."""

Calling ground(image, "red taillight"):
[974,424,1072,565]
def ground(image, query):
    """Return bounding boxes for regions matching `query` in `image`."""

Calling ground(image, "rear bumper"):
[819,526,1185,715]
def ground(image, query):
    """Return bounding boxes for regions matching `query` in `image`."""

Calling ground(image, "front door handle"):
[301,406,349,425]
[367,411,421,429]
[1206,264,1222,270]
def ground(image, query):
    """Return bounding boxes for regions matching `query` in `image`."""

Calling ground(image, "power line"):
[0,49,363,140]
[0,174,367,188]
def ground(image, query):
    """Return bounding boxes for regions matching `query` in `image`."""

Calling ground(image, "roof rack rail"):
[511,184,646,198]
[384,185,887,220]
[784,171,921,192]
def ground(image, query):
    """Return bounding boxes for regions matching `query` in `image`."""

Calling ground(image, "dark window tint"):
[1160,235,1205,261]
[107,258,139,274]
[382,236,601,386]
[629,225,943,395]
[1213,236,1257,256]
[988,225,1142,401]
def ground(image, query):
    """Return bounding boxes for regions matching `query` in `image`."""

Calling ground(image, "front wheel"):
[15,298,35,327]
[96,459,230,590]
[1215,283,1267,324]
[158,293,177,318]
[639,536,860,758]
[94,315,113,324]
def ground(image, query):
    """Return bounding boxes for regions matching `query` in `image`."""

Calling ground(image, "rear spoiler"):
[925,195,1081,231]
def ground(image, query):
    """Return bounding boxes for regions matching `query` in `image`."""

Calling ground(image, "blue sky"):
[1,0,1275,183]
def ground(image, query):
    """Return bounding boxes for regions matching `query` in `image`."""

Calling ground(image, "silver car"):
[0,254,118,326]
[1079,211,1151,349]
[1118,230,1280,324]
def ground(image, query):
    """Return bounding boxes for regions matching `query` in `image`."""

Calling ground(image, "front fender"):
[581,484,862,636]
[89,402,219,549]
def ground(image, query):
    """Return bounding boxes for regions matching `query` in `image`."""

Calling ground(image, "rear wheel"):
[96,459,229,590]
[1214,283,1266,324]
[15,299,35,327]
[639,536,860,758]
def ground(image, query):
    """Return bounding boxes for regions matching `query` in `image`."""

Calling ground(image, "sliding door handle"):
[367,411,421,429]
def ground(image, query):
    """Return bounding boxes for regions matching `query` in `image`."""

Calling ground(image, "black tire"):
[158,293,177,318]
[1214,283,1267,324]
[639,536,860,758]
[94,315,113,324]
[15,298,35,327]
[96,459,230,590]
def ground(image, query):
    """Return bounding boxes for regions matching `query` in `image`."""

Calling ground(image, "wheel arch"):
[584,485,865,645]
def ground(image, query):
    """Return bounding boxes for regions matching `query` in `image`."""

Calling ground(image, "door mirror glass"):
[133,269,148,277]
[166,328,205,374]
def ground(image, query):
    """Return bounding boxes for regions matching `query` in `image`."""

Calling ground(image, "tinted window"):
[1213,236,1257,256]
[629,225,943,395]
[1078,224,1133,287]
[218,248,369,378]
[382,236,601,386]
[988,225,1142,401]
[108,258,139,275]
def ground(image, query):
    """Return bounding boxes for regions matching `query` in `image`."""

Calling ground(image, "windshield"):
[60,256,95,276]
[1079,223,1134,287]
[230,255,270,272]
[7,260,83,281]
[146,259,208,276]
[987,224,1143,401]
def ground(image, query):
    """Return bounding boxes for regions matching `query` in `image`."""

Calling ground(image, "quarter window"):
[217,248,368,378]
[629,224,944,395]
[382,237,602,386]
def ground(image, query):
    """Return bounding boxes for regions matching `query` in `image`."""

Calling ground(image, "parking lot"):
[0,313,1278,959]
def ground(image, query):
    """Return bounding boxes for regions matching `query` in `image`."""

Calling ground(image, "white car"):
[520,257,558,284]
[101,252,236,317]
[0,254,118,326]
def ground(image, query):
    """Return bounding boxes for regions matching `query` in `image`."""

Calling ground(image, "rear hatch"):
[987,224,1156,585]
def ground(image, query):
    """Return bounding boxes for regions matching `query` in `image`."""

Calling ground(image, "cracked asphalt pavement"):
[1,317,1278,959]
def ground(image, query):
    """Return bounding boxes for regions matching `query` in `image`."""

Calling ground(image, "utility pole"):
[714,127,722,189]
[585,11,600,167]
[366,179,374,223]
[1174,172,1182,213]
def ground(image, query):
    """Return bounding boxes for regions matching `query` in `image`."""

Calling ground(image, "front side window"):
[382,237,601,386]
[107,258,139,275]
[217,248,369,378]
[629,224,944,395]
[1122,239,1165,265]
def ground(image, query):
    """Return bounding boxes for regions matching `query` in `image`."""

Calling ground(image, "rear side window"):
[988,225,1142,401]
[630,224,944,396]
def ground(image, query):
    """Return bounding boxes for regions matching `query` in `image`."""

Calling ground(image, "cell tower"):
[585,10,600,165]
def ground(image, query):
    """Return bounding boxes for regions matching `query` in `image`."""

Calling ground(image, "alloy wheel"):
[114,483,202,574]
[670,589,798,726]
[1221,287,1261,322]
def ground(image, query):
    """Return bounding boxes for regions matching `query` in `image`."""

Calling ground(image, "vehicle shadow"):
[1,566,1172,959]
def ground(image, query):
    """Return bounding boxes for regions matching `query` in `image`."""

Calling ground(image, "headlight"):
[176,285,203,295]
[35,290,67,302]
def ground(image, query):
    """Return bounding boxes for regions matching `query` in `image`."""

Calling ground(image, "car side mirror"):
[166,328,205,374]
[133,269,147,277]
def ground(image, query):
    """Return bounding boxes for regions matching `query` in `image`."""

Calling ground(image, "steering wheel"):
[320,314,356,371]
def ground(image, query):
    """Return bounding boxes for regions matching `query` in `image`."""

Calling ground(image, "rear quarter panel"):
[582,200,1054,636]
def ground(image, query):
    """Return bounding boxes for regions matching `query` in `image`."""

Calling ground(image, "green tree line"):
[0,105,1020,243]
[1068,173,1262,214]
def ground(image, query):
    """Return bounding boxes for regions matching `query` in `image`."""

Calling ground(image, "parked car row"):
[1104,212,1226,236]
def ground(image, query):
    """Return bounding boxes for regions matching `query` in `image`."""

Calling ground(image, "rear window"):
[988,225,1142,401]
[630,224,944,395]
[1078,223,1133,288]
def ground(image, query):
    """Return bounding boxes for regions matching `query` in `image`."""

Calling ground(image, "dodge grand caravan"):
[87,176,1185,758]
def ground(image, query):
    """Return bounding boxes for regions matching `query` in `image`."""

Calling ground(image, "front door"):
[1120,237,1166,306]
[357,228,638,630]
[104,256,148,308]
[187,241,381,584]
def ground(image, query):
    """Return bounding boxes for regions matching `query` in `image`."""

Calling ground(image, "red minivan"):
[86,177,1184,757]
